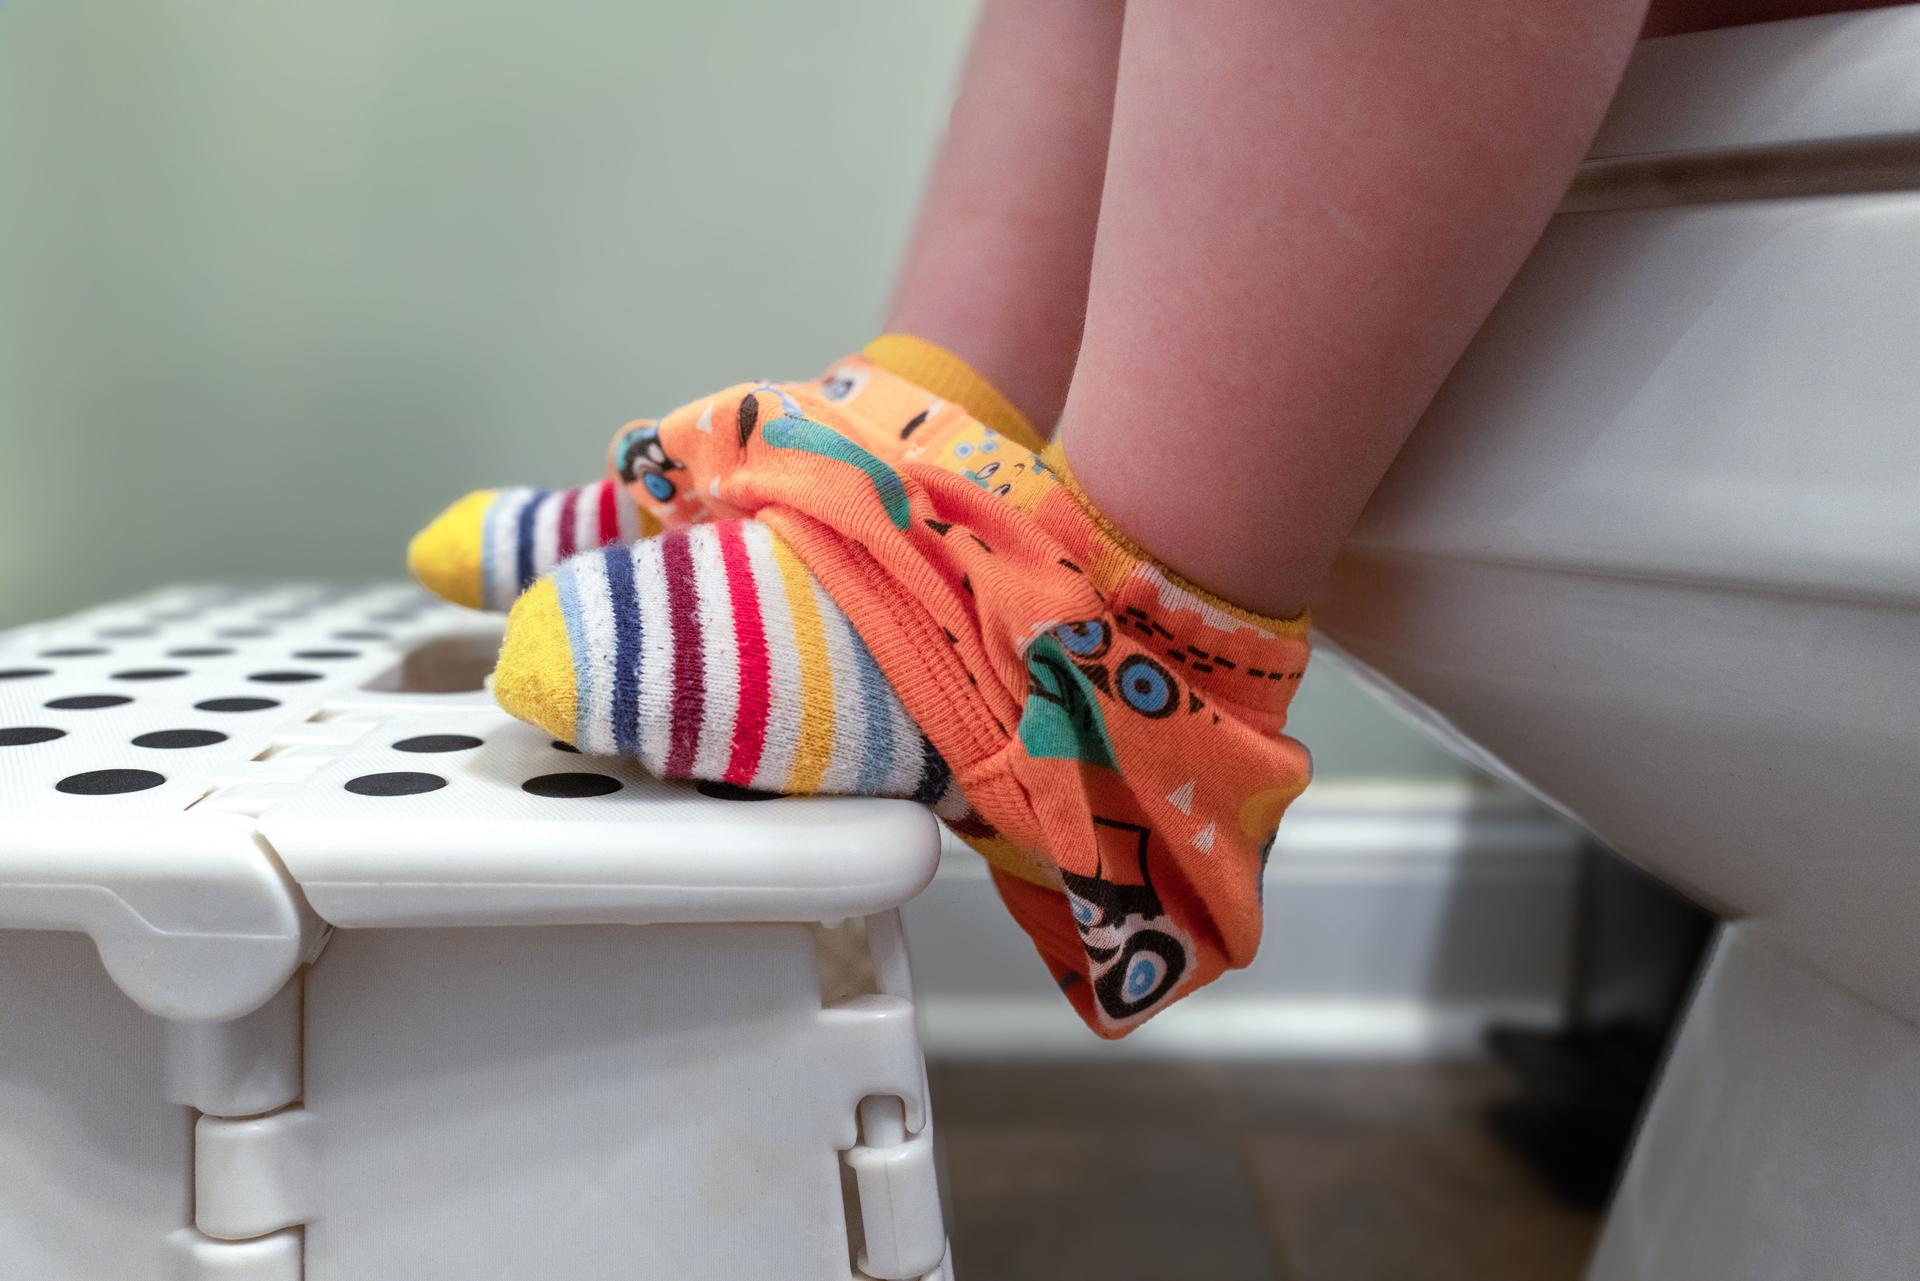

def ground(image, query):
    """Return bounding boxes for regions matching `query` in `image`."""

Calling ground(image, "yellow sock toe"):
[492,577,579,743]
[407,490,497,610]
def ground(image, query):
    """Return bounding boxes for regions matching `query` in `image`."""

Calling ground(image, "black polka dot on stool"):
[132,729,229,750]
[167,646,234,658]
[367,611,414,624]
[249,671,322,683]
[552,740,580,753]
[97,626,155,639]
[393,734,483,753]
[293,649,359,660]
[40,646,107,658]
[0,668,52,681]
[196,697,280,712]
[0,727,65,746]
[47,694,132,710]
[57,768,165,796]
[522,772,622,798]
[112,668,188,681]
[345,771,447,797]
[217,627,272,639]
[333,630,388,641]
[695,780,785,802]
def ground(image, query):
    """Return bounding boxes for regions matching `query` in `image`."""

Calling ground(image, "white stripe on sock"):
[687,525,740,781]
[613,478,641,540]
[569,548,619,756]
[484,489,536,610]
[531,492,563,582]
[631,537,675,776]
[933,777,972,823]
[574,482,602,552]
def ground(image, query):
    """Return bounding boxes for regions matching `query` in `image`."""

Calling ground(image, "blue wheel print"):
[1053,619,1111,661]
[1123,950,1164,1001]
[953,441,974,459]
[1115,654,1178,718]
[980,436,998,453]
[618,425,681,487]
[820,366,868,403]
[1068,893,1098,928]
[642,471,676,502]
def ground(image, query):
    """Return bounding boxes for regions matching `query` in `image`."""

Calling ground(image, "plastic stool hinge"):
[847,1127,946,1279]
[166,977,303,1116]
[190,771,325,820]
[165,1227,302,1281]
[189,718,383,818]
[0,816,319,1023]
[816,994,931,1143]
[817,987,949,1280]
[196,1108,322,1241]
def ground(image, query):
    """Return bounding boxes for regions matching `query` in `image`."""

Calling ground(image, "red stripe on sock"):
[556,486,582,560]
[717,522,770,786]
[660,529,706,778]
[596,481,620,546]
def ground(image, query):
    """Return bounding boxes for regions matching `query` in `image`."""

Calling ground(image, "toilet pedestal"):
[1587,924,1920,1281]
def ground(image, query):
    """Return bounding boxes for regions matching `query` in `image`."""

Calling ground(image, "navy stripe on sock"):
[603,546,642,756]
[514,491,548,592]
[910,737,951,806]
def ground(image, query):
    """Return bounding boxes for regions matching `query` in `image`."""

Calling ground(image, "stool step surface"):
[0,583,939,1019]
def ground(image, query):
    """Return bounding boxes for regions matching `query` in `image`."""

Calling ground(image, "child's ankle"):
[862,333,1047,453]
[1039,440,1311,633]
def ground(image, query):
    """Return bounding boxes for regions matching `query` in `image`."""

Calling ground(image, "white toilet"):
[1316,9,1920,1278]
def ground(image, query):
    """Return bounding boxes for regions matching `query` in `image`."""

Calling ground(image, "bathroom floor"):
[931,1060,1600,1281]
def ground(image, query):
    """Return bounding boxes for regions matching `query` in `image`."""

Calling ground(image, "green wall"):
[0,0,1467,781]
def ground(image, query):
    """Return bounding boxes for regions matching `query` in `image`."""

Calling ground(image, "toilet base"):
[1590,924,1920,1281]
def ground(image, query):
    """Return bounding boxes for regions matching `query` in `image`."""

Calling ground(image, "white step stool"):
[0,584,951,1280]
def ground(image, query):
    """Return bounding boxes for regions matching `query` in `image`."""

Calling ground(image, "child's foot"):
[489,345,1311,1037]
[498,522,963,807]
[406,335,1040,612]
[408,479,653,611]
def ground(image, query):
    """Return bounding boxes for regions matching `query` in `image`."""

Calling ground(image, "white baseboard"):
[905,781,1583,1060]
[920,997,1566,1061]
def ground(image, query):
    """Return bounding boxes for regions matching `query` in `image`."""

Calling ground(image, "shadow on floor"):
[930,1060,1599,1281]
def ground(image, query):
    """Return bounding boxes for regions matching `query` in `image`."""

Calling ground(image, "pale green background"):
[0,0,1465,780]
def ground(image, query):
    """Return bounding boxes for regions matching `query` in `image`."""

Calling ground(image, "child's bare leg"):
[1058,0,1649,617]
[886,0,1123,432]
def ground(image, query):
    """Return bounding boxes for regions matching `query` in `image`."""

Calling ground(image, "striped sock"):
[409,478,651,612]
[495,521,967,811]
